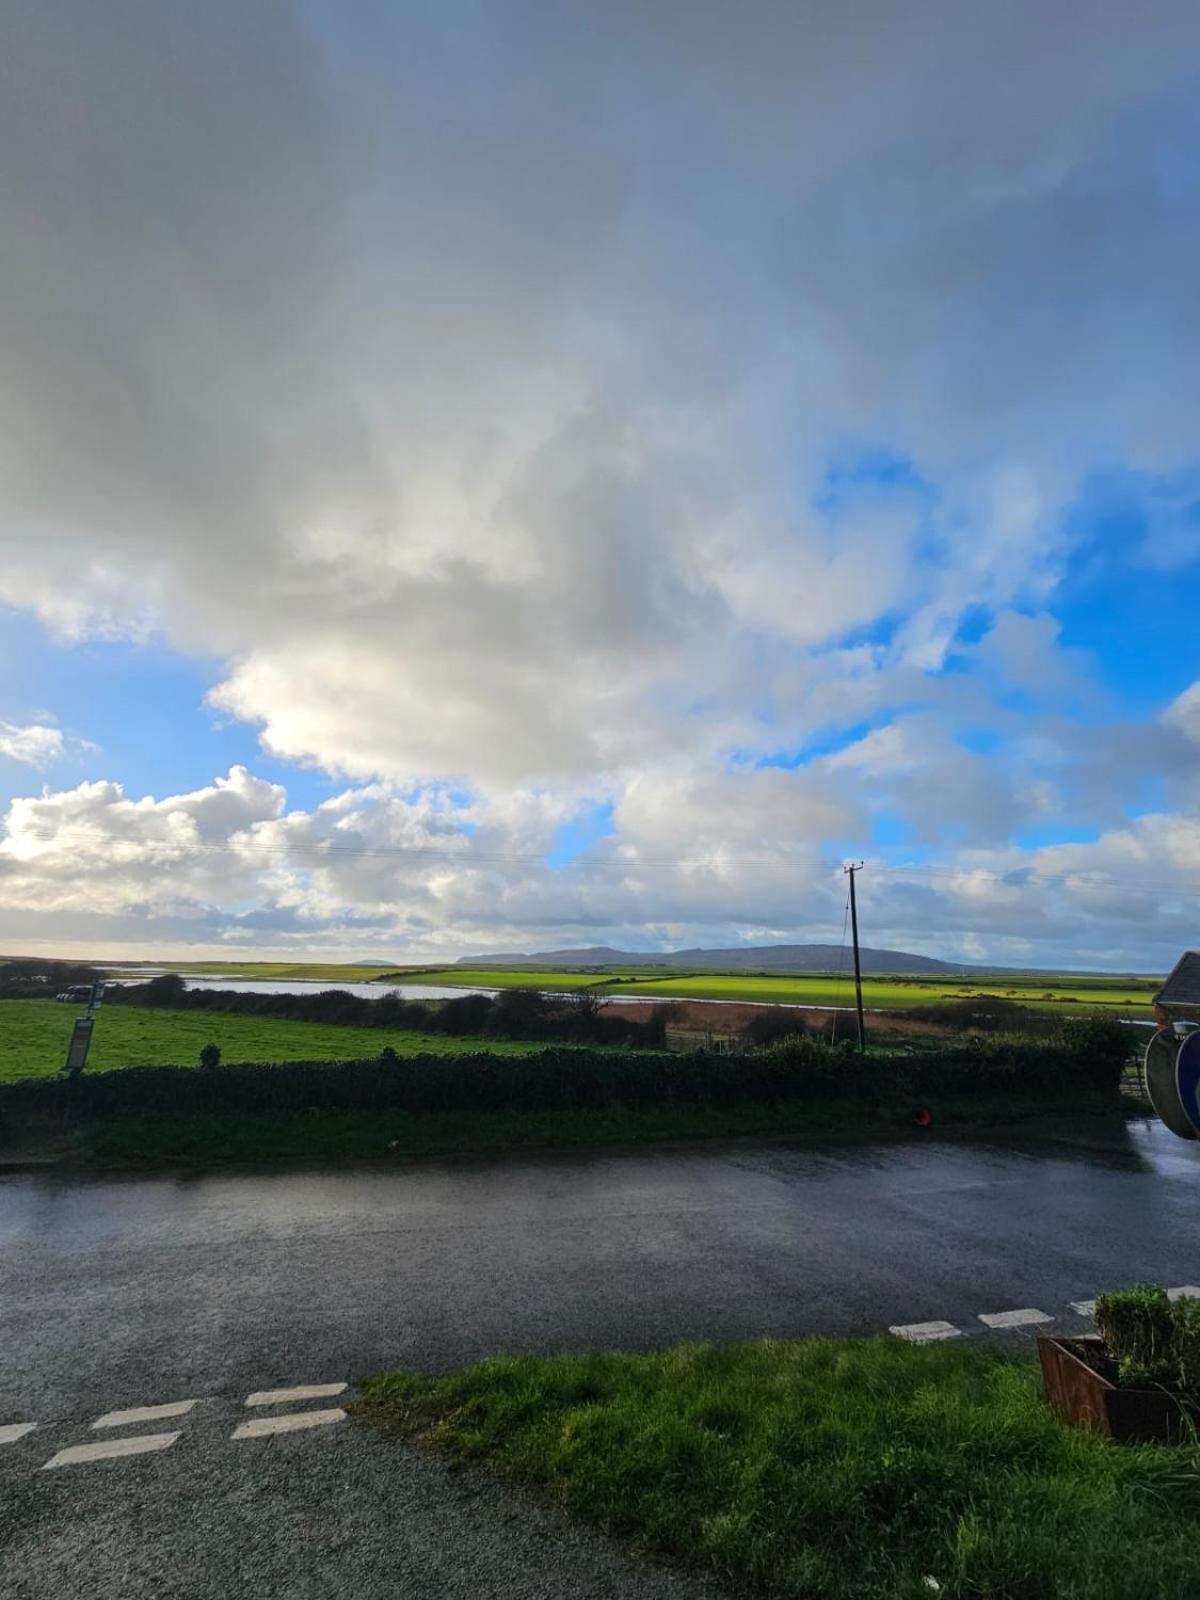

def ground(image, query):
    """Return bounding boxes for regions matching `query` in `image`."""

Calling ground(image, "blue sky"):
[1,0,1199,969]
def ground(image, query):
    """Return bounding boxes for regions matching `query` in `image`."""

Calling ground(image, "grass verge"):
[356,1336,1200,1599]
[15,1089,1139,1167]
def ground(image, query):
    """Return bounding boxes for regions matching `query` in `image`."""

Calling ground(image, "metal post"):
[844,863,865,1052]
[63,980,106,1076]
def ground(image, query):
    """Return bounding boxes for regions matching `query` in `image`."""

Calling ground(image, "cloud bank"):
[0,0,1198,965]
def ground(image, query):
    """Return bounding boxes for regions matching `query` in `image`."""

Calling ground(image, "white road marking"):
[1069,1300,1097,1318]
[1168,1286,1200,1302]
[232,1408,346,1439]
[244,1383,347,1407]
[889,1320,963,1343]
[93,1400,199,1430]
[42,1431,180,1469]
[978,1308,1052,1329]
[0,1422,37,1445]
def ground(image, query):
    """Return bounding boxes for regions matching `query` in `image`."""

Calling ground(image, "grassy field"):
[0,1000,536,1084]
[358,1336,1200,1600]
[84,959,1162,1016]
[413,966,1160,1015]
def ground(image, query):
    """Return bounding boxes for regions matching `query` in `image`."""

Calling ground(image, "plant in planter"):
[1095,1283,1176,1386]
[1039,1284,1199,1443]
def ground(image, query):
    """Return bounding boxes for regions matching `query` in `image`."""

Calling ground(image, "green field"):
[85,960,1161,1016]
[409,965,1160,1015]
[0,1000,535,1084]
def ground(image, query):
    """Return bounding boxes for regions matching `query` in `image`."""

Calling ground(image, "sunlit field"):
[0,1000,540,1084]
[91,960,1162,1017]
[409,966,1160,1016]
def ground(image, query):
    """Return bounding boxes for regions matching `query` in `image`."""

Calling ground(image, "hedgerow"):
[0,1018,1130,1122]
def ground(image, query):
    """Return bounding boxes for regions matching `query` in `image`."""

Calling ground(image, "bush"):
[199,1043,221,1070]
[490,987,554,1036]
[1173,1297,1200,1398]
[1096,1284,1175,1384]
[141,973,188,1006]
[1056,1014,1134,1093]
[741,1010,807,1048]
[0,1029,1125,1126]
[931,995,1046,1033]
[101,980,674,1050]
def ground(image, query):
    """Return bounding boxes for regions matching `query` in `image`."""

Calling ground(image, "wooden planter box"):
[1038,1336,1188,1443]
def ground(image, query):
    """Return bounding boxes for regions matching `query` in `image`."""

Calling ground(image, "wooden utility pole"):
[844,863,865,1051]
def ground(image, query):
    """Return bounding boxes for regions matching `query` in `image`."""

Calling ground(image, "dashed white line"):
[889,1320,963,1343]
[0,1422,37,1446]
[232,1408,346,1439]
[978,1308,1052,1330]
[244,1383,347,1408]
[1069,1300,1097,1318]
[42,1431,181,1469]
[1167,1286,1200,1302]
[93,1400,199,1430]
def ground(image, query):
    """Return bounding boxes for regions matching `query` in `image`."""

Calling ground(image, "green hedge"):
[0,1018,1129,1122]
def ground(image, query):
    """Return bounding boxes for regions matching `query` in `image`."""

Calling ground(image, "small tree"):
[144,972,187,1007]
[560,987,608,1035]
[199,1042,221,1070]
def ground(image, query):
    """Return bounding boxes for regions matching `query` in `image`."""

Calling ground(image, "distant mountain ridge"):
[459,943,981,975]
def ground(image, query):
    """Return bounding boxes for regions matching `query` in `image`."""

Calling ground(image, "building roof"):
[1156,951,1200,1009]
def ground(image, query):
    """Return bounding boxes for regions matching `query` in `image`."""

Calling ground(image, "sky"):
[1,0,1199,971]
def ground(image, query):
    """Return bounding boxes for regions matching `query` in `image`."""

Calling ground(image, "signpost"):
[62,980,106,1077]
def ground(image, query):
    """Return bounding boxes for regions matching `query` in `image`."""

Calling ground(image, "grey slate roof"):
[1156,951,1200,1009]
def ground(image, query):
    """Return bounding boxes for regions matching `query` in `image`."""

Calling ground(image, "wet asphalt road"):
[4,1116,1200,1421]
[3,1119,1199,1598]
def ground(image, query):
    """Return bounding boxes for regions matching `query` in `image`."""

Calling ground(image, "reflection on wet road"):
[3,1117,1198,1418]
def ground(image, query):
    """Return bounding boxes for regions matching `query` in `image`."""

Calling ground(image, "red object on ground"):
[915,1108,933,1127]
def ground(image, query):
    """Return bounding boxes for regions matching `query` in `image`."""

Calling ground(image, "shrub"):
[1056,1014,1134,1092]
[932,995,1044,1033]
[199,1043,221,1070]
[141,972,188,1006]
[742,1011,807,1048]
[1174,1297,1200,1397]
[1095,1284,1176,1384]
[0,1028,1126,1126]
[438,993,497,1035]
[490,987,554,1036]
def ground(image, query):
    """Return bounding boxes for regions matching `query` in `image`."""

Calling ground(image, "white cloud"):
[0,721,64,768]
[0,3,1197,964]
[0,762,1195,971]
[1164,682,1200,742]
[0,1,1196,795]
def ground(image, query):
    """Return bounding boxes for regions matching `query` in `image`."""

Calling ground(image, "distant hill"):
[459,943,979,975]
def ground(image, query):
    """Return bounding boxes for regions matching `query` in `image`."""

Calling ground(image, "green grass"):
[0,999,537,1083]
[74,959,1162,1015]
[357,1337,1200,1600]
[415,966,619,993]
[415,966,1160,1015]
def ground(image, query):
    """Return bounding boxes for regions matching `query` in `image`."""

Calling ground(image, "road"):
[3,1117,1198,1596]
